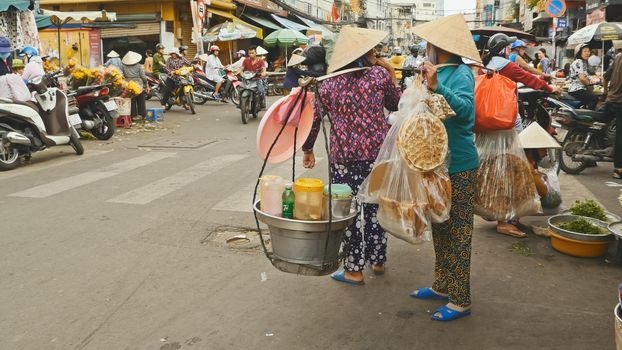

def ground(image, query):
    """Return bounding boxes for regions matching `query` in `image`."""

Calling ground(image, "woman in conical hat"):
[302,26,400,285]
[409,14,479,321]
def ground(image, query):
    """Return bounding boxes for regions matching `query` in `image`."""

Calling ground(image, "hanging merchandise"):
[0,10,24,50]
[19,11,40,50]
[540,166,562,209]
[474,71,517,133]
[360,80,453,244]
[474,130,542,220]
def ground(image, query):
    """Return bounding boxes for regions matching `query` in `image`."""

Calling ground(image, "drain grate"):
[138,138,218,149]
[201,225,268,252]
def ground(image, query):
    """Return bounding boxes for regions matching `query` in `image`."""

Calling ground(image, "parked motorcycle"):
[238,71,262,124]
[159,67,196,114]
[556,105,614,174]
[0,76,84,171]
[146,74,162,101]
[74,84,117,140]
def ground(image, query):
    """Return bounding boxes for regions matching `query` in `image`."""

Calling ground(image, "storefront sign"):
[545,0,567,18]
[89,30,101,68]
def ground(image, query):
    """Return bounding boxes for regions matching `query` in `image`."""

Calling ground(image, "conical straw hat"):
[327,26,388,73]
[256,46,269,55]
[122,51,142,65]
[107,50,120,58]
[287,54,306,67]
[411,14,481,64]
[519,122,561,149]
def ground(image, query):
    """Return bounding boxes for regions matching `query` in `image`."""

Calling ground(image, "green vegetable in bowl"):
[569,199,607,221]
[557,218,606,235]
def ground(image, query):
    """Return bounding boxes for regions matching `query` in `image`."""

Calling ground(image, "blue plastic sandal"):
[331,270,365,286]
[410,287,449,300]
[431,305,471,322]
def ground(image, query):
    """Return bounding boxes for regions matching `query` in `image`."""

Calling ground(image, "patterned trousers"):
[331,161,388,272]
[431,169,478,308]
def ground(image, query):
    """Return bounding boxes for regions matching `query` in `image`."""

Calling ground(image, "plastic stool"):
[146,108,165,122]
[115,115,132,129]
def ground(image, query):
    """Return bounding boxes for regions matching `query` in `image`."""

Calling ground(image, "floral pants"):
[332,161,388,272]
[431,169,478,308]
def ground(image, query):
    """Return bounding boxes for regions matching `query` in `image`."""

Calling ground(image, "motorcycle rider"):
[569,43,600,110]
[509,40,548,79]
[20,46,45,82]
[160,49,191,108]
[206,45,225,100]
[0,59,31,102]
[228,50,246,74]
[484,33,558,238]
[242,46,267,108]
[0,36,13,76]
[403,45,418,69]
[152,44,167,77]
[603,40,622,179]
[179,45,188,59]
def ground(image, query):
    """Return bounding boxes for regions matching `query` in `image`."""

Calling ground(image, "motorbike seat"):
[76,85,103,95]
[574,109,609,122]
[11,99,39,112]
[518,88,544,99]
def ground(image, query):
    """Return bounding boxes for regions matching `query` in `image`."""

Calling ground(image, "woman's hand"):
[303,151,316,169]
[423,61,438,91]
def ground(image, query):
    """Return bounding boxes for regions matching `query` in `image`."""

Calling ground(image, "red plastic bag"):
[474,72,517,133]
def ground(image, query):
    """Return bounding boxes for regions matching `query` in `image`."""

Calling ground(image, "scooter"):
[556,104,615,174]
[238,71,262,125]
[159,67,196,114]
[74,84,117,140]
[0,76,84,171]
[146,74,162,101]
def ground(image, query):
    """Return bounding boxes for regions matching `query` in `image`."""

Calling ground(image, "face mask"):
[0,52,11,60]
[426,45,438,65]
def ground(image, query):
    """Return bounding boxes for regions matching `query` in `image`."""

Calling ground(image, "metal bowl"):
[608,221,622,240]
[548,214,613,242]
[254,201,356,232]
[561,209,621,223]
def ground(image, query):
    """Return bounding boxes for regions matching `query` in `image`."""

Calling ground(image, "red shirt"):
[243,58,265,73]
[498,62,553,93]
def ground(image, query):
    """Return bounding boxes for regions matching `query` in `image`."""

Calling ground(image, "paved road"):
[0,99,621,350]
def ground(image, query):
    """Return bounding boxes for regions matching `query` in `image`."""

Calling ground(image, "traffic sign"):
[545,0,567,18]
[556,17,568,28]
[197,0,207,20]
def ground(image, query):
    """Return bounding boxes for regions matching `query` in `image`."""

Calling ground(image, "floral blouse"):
[302,66,400,163]
[569,58,589,93]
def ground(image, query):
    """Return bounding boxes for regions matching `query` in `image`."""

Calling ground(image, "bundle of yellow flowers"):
[43,60,59,73]
[71,67,90,89]
[121,80,143,98]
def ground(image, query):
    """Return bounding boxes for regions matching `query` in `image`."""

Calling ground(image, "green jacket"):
[435,58,479,174]
[152,52,166,75]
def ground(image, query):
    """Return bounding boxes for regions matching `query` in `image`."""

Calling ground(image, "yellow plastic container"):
[293,178,324,221]
[550,231,611,258]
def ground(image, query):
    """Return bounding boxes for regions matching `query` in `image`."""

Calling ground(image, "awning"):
[271,14,309,32]
[41,9,117,26]
[244,14,282,31]
[36,14,53,29]
[295,14,335,40]
[208,8,263,39]
[0,0,30,12]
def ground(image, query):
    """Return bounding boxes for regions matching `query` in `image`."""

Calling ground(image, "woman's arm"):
[516,55,543,76]
[425,62,474,123]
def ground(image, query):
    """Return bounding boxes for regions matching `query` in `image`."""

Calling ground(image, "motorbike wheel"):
[0,144,19,171]
[70,128,84,155]
[90,104,115,140]
[231,86,240,106]
[240,92,249,125]
[560,129,589,175]
[185,92,196,115]
[193,85,209,105]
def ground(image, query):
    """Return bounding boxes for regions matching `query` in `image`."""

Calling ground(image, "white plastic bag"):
[474,130,542,220]
[360,81,452,244]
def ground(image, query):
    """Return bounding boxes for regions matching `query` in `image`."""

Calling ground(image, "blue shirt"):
[434,59,479,174]
[509,53,518,63]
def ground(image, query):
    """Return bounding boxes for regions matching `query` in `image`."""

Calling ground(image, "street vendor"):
[104,50,122,72]
[282,52,323,94]
[302,27,399,285]
[121,51,148,120]
[409,14,479,322]
[603,40,622,179]
[569,43,600,110]
[482,33,559,238]
[0,36,13,76]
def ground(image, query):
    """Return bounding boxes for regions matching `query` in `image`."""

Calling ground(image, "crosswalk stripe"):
[211,157,323,213]
[107,154,248,205]
[9,152,176,198]
[0,150,112,181]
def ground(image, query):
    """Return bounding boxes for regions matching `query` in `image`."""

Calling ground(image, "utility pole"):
[493,0,499,25]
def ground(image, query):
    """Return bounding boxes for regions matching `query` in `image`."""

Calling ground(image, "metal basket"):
[254,201,355,276]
